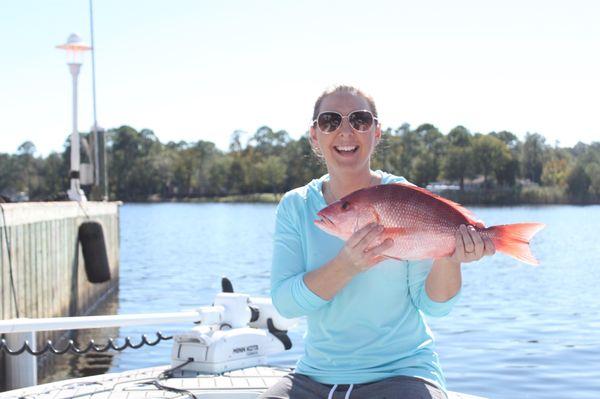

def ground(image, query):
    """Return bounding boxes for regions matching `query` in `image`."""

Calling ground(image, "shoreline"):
[120,191,599,206]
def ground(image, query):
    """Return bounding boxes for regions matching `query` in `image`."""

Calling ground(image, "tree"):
[521,133,547,183]
[412,153,438,187]
[208,156,232,196]
[443,126,474,190]
[585,162,600,197]
[494,157,519,186]
[395,127,422,180]
[0,154,21,197]
[443,147,474,190]
[283,134,325,189]
[16,141,38,196]
[541,148,572,187]
[471,135,511,187]
[447,126,471,147]
[36,152,68,199]
[258,156,286,194]
[248,126,290,157]
[490,131,519,150]
[229,130,247,153]
[108,126,164,200]
[566,163,591,201]
[17,141,36,156]
[228,158,246,194]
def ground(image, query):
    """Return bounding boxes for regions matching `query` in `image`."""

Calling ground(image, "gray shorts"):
[259,372,446,399]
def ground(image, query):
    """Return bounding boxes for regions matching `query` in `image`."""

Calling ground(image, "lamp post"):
[56,33,91,202]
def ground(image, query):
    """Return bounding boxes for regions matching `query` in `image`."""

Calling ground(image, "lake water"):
[44,203,600,399]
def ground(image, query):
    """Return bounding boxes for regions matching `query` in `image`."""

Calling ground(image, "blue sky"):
[1,0,598,155]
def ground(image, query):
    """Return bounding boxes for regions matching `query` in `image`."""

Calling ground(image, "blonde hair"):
[312,85,378,122]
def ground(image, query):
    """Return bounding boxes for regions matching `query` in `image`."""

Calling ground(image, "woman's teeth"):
[334,145,358,153]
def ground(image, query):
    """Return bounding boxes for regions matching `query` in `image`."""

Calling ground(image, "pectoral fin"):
[382,254,405,261]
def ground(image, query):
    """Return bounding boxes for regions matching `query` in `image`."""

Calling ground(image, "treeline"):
[1,124,599,204]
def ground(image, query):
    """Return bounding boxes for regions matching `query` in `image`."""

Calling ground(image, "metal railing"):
[0,307,218,391]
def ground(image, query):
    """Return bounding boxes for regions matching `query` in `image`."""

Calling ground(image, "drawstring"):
[344,384,354,399]
[327,383,354,399]
[327,384,338,399]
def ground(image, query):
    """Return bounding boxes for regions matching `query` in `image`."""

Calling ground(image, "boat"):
[0,365,485,398]
[0,279,487,399]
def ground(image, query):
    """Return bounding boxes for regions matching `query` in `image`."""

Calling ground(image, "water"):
[47,203,600,398]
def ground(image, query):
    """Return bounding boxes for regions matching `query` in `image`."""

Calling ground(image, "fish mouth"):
[315,212,335,230]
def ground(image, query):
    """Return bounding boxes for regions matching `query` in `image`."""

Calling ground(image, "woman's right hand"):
[337,223,394,276]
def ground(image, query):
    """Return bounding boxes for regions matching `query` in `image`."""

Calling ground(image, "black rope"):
[147,358,198,399]
[0,331,172,356]
[0,203,20,318]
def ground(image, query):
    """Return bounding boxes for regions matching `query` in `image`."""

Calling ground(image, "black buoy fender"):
[78,221,111,283]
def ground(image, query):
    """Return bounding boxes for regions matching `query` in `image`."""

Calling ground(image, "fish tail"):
[486,223,545,265]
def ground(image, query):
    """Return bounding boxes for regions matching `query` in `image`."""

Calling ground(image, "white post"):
[67,62,87,202]
[5,330,37,390]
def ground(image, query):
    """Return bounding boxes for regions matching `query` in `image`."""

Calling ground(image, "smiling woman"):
[262,85,495,399]
[309,86,382,199]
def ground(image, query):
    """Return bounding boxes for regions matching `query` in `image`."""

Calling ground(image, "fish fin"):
[487,223,545,265]
[392,182,485,228]
[382,254,405,261]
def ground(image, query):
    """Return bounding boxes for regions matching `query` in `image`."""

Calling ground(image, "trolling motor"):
[170,278,297,374]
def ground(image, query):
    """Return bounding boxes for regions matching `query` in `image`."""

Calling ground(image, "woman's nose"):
[338,117,355,135]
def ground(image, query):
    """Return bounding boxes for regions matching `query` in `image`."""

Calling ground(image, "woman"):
[262,86,494,399]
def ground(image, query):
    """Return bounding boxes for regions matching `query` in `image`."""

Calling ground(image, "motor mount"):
[171,288,297,374]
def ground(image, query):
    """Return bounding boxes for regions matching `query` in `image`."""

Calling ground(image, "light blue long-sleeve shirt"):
[270,171,460,390]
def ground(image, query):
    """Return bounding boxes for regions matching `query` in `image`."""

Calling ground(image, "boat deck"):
[0,366,486,398]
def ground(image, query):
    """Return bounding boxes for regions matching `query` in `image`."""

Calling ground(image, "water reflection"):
[39,290,119,384]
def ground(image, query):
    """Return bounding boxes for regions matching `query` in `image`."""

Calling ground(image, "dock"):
[0,201,120,390]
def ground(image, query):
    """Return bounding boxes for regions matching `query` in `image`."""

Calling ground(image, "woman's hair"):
[312,85,378,121]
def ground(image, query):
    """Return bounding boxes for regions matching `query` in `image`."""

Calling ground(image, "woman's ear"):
[309,126,322,157]
[374,122,382,145]
[309,126,319,147]
[375,122,382,139]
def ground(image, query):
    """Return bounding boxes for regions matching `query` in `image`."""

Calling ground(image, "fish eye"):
[341,201,350,210]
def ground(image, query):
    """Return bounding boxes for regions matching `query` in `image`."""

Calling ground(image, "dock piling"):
[5,330,37,390]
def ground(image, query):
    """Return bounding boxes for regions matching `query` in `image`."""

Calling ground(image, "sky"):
[1,0,599,156]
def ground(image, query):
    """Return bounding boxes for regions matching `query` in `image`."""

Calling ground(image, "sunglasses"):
[312,110,378,134]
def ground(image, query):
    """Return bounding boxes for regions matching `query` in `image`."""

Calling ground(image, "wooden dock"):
[0,201,120,390]
[0,366,487,399]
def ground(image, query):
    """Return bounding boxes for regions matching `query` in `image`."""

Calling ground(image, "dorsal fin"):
[391,182,485,228]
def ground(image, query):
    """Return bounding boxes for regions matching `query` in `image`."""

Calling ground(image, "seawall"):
[0,201,120,390]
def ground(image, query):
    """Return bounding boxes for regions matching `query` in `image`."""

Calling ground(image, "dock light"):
[56,34,92,202]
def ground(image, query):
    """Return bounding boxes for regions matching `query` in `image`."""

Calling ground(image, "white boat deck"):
[0,366,486,399]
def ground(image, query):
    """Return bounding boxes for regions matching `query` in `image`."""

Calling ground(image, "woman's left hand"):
[448,224,495,264]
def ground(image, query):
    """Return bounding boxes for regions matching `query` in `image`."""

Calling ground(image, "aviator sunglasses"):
[312,110,378,134]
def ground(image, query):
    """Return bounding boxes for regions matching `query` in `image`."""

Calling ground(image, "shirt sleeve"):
[270,195,330,318]
[407,259,461,317]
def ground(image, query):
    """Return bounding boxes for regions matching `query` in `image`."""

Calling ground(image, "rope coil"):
[0,331,172,356]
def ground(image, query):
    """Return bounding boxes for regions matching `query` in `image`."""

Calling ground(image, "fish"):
[314,182,545,265]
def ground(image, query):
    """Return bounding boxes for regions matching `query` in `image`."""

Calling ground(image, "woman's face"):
[310,92,381,175]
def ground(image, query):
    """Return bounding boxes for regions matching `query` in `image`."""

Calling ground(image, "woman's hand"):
[337,223,394,275]
[448,224,495,264]
[304,223,393,301]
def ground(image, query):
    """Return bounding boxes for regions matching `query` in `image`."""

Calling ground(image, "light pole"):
[56,33,91,202]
